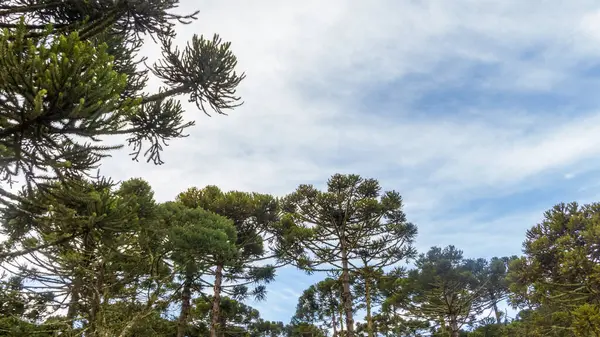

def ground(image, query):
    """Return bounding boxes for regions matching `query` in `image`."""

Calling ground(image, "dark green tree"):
[191,295,275,336]
[469,256,517,325]
[388,246,489,337]
[508,202,600,336]
[286,322,327,337]
[0,0,244,215]
[0,178,173,336]
[159,201,238,337]
[281,173,417,336]
[177,185,281,337]
[292,278,344,334]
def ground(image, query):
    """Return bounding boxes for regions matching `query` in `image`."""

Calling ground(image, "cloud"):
[92,0,600,323]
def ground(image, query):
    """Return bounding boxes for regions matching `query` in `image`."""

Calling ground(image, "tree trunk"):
[449,317,459,337]
[493,303,502,324]
[332,312,338,336]
[177,273,194,337]
[365,277,373,337]
[210,264,224,337]
[75,233,94,335]
[340,245,354,335]
[490,292,501,324]
[339,304,344,333]
[67,278,81,328]
[365,276,373,337]
[218,315,227,337]
[89,262,106,337]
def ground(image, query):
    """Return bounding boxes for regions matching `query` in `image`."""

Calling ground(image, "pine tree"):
[292,278,344,334]
[467,256,517,325]
[508,202,600,336]
[281,173,416,336]
[159,201,238,337]
[176,185,282,337]
[0,0,245,208]
[393,246,489,337]
[353,199,417,337]
[0,178,175,336]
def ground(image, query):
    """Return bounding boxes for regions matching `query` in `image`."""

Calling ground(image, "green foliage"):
[282,173,417,335]
[292,278,344,332]
[190,296,285,336]
[509,202,600,307]
[286,322,327,337]
[386,246,492,337]
[467,319,504,337]
[163,202,238,269]
[0,178,172,336]
[177,185,280,298]
[175,185,282,336]
[508,202,600,336]
[0,0,245,212]
[0,276,57,336]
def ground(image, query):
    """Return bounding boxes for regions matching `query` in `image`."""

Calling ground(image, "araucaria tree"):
[391,246,490,337]
[176,185,281,337]
[159,202,238,337]
[281,173,418,336]
[354,203,417,337]
[292,278,343,335]
[0,178,174,336]
[509,202,600,336]
[473,256,516,325]
[0,0,244,208]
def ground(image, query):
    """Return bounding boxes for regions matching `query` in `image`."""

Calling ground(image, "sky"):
[94,0,600,324]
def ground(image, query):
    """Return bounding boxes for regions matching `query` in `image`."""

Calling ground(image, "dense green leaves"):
[0,0,245,212]
[507,202,600,336]
[176,185,282,336]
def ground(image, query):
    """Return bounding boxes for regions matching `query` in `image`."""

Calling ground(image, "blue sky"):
[99,0,600,324]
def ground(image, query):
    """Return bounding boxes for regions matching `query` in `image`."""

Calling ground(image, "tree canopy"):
[0,0,244,210]
[1,1,599,337]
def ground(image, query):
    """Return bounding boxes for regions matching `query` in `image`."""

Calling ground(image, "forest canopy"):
[1,1,599,337]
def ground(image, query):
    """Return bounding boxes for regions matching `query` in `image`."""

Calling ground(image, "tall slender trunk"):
[339,303,344,333]
[67,278,81,328]
[89,262,105,337]
[365,277,373,337]
[330,293,338,336]
[449,317,459,337]
[76,233,95,336]
[332,310,338,336]
[177,273,194,337]
[210,264,224,337]
[340,243,354,335]
[490,292,501,324]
